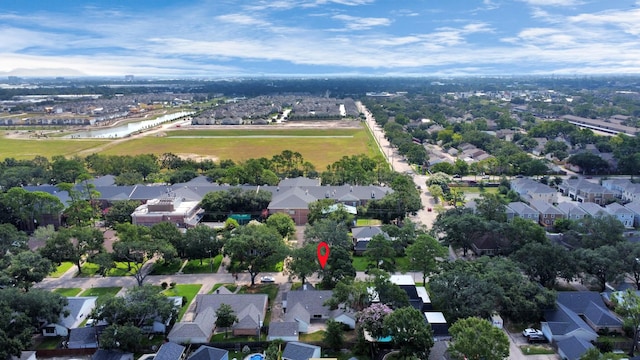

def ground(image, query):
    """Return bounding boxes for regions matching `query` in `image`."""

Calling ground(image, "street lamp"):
[208,250,213,273]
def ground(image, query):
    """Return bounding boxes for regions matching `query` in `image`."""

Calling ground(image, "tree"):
[428,184,444,204]
[286,242,319,285]
[215,303,238,338]
[324,319,344,351]
[6,251,52,291]
[150,222,186,258]
[475,193,507,222]
[224,223,289,286]
[104,200,141,227]
[184,225,220,265]
[265,339,285,360]
[511,242,576,288]
[0,223,28,260]
[567,152,609,175]
[433,209,487,256]
[0,302,35,359]
[358,303,393,339]
[92,285,176,328]
[575,246,626,292]
[369,269,410,309]
[448,317,509,360]
[99,324,143,353]
[112,223,177,286]
[383,307,434,360]
[40,227,105,274]
[405,234,447,285]
[615,290,640,356]
[363,234,396,271]
[618,242,640,290]
[266,213,296,239]
[304,219,352,249]
[325,278,371,312]
[319,245,356,289]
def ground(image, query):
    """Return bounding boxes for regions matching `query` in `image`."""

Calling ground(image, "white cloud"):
[519,0,584,6]
[331,14,391,30]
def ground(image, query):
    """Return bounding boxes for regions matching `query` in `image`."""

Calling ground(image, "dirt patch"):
[176,153,219,162]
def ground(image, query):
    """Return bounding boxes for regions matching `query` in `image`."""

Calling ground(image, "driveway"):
[505,329,560,360]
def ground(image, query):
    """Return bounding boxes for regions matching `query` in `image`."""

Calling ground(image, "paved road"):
[358,102,438,229]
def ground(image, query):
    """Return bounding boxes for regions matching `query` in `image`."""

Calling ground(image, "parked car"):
[528,334,546,343]
[260,276,275,283]
[453,174,462,179]
[522,328,543,337]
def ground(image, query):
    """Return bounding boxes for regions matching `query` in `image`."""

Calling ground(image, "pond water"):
[67,111,194,138]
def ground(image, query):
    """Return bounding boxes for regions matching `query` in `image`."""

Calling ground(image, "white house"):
[42,297,97,337]
[605,202,634,228]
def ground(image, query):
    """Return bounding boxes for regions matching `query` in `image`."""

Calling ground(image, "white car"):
[522,328,543,337]
[260,276,275,283]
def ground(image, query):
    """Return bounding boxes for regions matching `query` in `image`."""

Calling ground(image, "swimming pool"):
[247,354,265,360]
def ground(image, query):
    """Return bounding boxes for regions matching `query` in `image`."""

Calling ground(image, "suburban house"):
[43,296,97,337]
[556,202,587,221]
[506,202,538,222]
[187,346,229,360]
[541,303,598,344]
[559,179,615,204]
[131,195,204,228]
[601,179,633,198]
[11,352,36,360]
[625,201,640,227]
[92,349,134,360]
[268,187,317,225]
[282,342,322,360]
[351,226,389,256]
[167,307,216,344]
[622,183,640,202]
[389,275,432,311]
[283,289,355,333]
[528,200,565,229]
[605,202,635,228]
[267,321,299,342]
[196,294,267,336]
[155,341,186,360]
[510,178,558,204]
[556,336,595,360]
[577,202,609,218]
[470,233,502,256]
[66,325,106,349]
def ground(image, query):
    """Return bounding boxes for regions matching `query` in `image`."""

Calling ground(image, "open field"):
[0,123,381,170]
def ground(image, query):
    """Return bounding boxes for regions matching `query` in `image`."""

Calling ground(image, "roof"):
[168,307,216,341]
[278,177,321,187]
[507,201,537,214]
[577,202,607,217]
[155,341,186,360]
[557,336,595,360]
[556,202,587,217]
[268,187,317,209]
[268,321,299,337]
[544,303,597,337]
[282,342,321,360]
[424,312,447,324]
[188,345,228,360]
[195,294,268,329]
[351,226,385,239]
[92,350,134,360]
[606,202,634,215]
[285,290,333,318]
[286,302,311,325]
[67,325,105,348]
[529,200,563,215]
[389,274,415,286]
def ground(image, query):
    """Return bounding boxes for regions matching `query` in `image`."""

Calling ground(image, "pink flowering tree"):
[358,303,393,338]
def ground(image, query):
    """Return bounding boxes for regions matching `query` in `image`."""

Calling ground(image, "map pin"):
[317,241,330,269]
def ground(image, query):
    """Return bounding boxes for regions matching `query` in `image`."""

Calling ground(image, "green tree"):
[184,225,220,265]
[150,222,186,258]
[6,251,52,291]
[285,242,318,285]
[40,227,105,274]
[449,317,509,360]
[405,234,447,285]
[323,319,344,351]
[614,290,640,356]
[104,200,141,227]
[319,245,356,289]
[383,307,434,360]
[325,278,371,312]
[363,234,396,271]
[215,303,238,338]
[475,193,507,222]
[266,213,296,239]
[576,245,626,292]
[0,302,38,358]
[99,324,143,353]
[92,284,176,328]
[224,224,289,286]
[511,242,576,288]
[433,209,487,256]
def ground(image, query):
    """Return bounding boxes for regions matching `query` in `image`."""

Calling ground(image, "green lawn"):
[450,186,499,194]
[78,261,143,277]
[165,128,361,137]
[210,283,238,294]
[162,284,202,320]
[150,259,184,275]
[49,262,74,277]
[299,330,325,342]
[52,288,83,297]
[181,255,222,274]
[0,136,105,160]
[355,219,382,226]
[79,287,122,304]
[520,345,556,355]
[36,336,63,350]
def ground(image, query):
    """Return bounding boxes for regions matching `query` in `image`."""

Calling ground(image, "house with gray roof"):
[155,341,186,360]
[11,352,36,360]
[67,325,106,349]
[43,296,97,337]
[605,202,634,228]
[556,336,595,360]
[187,345,228,360]
[284,289,355,333]
[194,294,268,336]
[556,202,587,221]
[167,306,216,344]
[267,321,299,341]
[92,350,134,360]
[510,178,558,204]
[557,292,623,334]
[268,187,317,225]
[529,200,565,228]
[623,183,640,202]
[601,178,632,198]
[577,202,608,218]
[282,342,321,360]
[351,226,389,256]
[625,201,640,227]
[279,177,321,187]
[559,179,615,204]
[506,202,538,222]
[541,303,598,344]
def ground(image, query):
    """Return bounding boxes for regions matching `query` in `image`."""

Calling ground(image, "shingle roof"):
[282,342,320,360]
[59,297,97,328]
[268,188,317,209]
[195,294,267,331]
[285,290,333,319]
[351,226,385,240]
[557,336,594,360]
[187,345,228,360]
[155,341,186,360]
[168,306,216,341]
[268,321,299,338]
[92,349,134,360]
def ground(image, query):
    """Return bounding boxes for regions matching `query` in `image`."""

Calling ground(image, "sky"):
[1,0,639,78]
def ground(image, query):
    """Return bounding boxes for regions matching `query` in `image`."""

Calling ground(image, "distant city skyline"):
[1,0,639,78]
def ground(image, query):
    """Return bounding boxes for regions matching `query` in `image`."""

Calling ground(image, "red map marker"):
[317,241,330,269]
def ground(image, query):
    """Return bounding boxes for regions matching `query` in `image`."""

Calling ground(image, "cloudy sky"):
[1,0,639,77]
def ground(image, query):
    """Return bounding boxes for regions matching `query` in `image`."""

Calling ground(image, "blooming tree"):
[358,303,393,338]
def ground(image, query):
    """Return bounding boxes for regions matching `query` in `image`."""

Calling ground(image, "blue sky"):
[1,0,639,77]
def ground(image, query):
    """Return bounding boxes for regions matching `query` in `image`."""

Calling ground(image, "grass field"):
[162,284,202,320]
[49,262,74,277]
[79,287,122,304]
[52,287,83,296]
[0,123,382,171]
